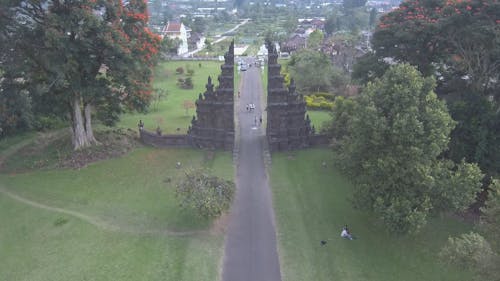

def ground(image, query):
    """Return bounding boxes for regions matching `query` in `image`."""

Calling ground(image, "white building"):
[161,21,190,55]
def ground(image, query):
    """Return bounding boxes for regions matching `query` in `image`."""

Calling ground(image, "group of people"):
[246,103,255,112]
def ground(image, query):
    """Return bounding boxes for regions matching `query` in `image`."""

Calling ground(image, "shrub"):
[187,68,195,76]
[175,67,184,75]
[33,115,65,131]
[176,78,185,86]
[175,168,235,218]
[183,77,193,89]
[314,92,335,100]
[176,77,193,89]
[319,101,333,110]
[305,95,334,110]
[439,232,499,281]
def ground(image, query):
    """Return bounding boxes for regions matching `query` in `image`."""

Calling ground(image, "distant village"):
[149,0,402,72]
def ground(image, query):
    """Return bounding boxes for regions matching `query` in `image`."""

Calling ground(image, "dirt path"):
[221,59,282,281]
[0,186,205,237]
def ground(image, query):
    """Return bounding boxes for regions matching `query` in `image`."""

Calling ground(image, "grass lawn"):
[117,60,225,134]
[0,147,233,281]
[306,110,331,131]
[270,149,474,281]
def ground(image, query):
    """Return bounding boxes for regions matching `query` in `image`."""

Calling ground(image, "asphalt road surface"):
[221,60,282,281]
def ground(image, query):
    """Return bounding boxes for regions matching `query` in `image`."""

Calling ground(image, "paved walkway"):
[222,60,282,281]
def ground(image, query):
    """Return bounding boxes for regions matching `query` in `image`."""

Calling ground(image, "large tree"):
[334,64,483,234]
[373,0,500,93]
[0,0,160,149]
[365,0,500,177]
[287,49,347,94]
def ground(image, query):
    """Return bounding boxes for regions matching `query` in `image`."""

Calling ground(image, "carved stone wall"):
[139,129,190,148]
[187,41,235,150]
[266,41,314,151]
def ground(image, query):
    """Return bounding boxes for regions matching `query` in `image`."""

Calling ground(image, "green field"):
[117,60,226,134]
[270,149,474,281]
[0,147,233,281]
[307,110,331,131]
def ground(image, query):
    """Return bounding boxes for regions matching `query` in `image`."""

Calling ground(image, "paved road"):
[221,60,282,281]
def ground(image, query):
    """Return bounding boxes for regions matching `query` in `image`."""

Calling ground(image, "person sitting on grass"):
[341,225,353,240]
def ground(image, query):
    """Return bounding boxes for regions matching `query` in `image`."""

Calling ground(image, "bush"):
[439,232,499,281]
[305,95,334,110]
[33,115,65,131]
[186,68,195,76]
[176,77,193,89]
[183,77,193,89]
[175,168,235,218]
[175,67,184,75]
[313,92,335,100]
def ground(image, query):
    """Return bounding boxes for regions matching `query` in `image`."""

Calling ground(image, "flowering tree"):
[373,0,500,91]
[0,0,160,149]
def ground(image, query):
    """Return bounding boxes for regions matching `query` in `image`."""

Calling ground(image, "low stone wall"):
[309,134,331,147]
[268,134,331,152]
[140,128,330,151]
[139,129,190,148]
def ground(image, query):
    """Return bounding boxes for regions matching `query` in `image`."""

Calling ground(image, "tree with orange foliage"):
[0,0,160,149]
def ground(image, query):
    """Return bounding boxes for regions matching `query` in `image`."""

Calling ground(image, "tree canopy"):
[333,64,483,234]
[0,0,160,148]
[364,0,500,177]
[372,0,500,95]
[287,49,347,94]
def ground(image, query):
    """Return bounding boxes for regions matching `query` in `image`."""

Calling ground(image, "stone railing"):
[309,134,331,147]
[139,129,190,148]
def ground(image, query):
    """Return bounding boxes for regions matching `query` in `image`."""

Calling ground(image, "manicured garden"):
[270,149,474,281]
[117,60,223,134]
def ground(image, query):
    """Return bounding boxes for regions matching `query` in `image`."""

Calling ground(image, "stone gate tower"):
[188,41,235,150]
[266,41,312,151]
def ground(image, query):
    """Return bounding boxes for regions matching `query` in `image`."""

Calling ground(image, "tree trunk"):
[71,96,89,150]
[84,103,98,145]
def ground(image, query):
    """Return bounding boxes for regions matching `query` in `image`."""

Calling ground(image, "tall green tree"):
[287,50,346,94]
[334,64,483,234]
[324,14,338,35]
[373,0,500,89]
[368,0,500,176]
[0,0,160,149]
[0,0,37,136]
[307,29,324,50]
